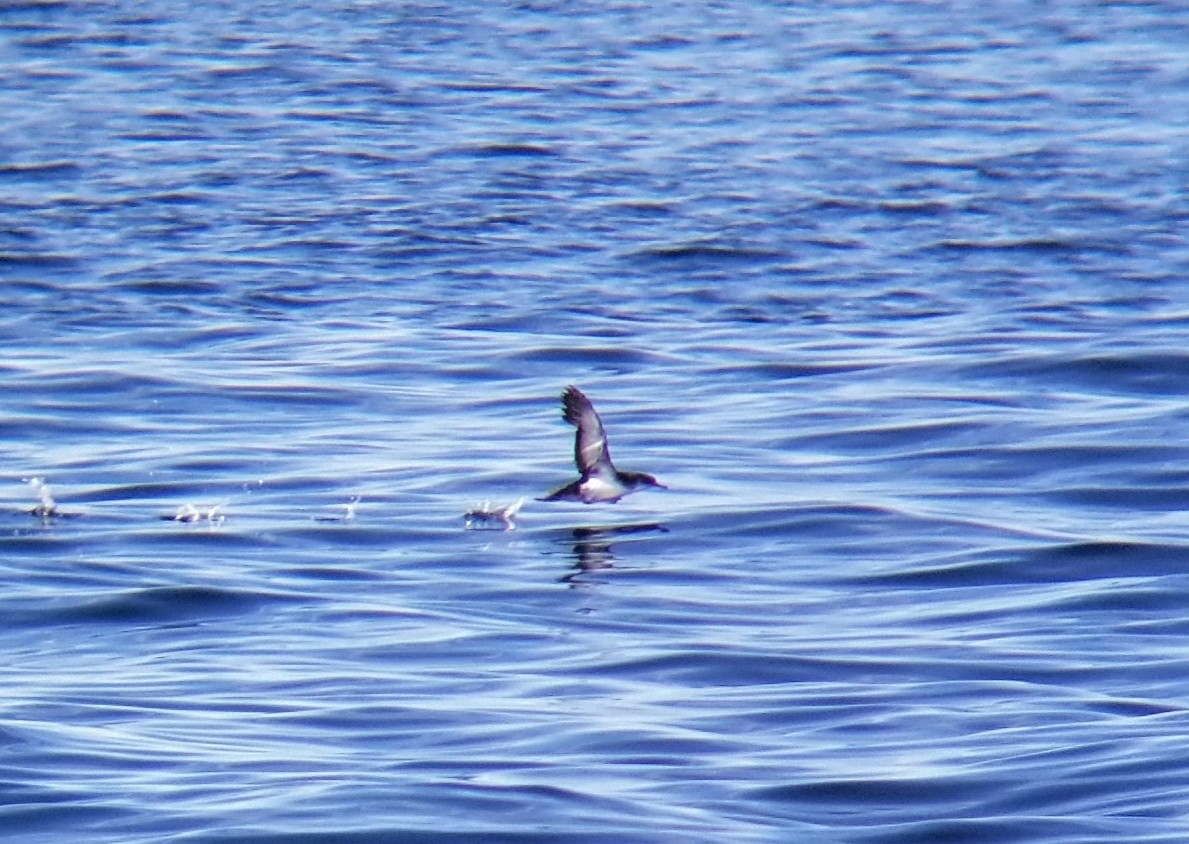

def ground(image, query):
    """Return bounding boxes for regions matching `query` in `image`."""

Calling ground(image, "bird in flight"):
[540,386,666,504]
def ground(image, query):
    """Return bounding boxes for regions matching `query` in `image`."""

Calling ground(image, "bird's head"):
[626,472,666,491]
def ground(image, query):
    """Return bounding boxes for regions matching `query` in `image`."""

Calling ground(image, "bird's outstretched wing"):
[562,385,613,475]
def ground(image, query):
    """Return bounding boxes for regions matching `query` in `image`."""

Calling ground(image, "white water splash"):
[23,477,57,518]
[464,497,525,531]
[172,503,225,525]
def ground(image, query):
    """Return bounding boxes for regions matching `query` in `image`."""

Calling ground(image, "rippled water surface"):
[4,1,1189,841]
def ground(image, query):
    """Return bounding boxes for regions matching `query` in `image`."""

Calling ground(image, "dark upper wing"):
[562,386,612,475]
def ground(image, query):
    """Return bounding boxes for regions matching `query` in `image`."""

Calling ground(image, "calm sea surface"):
[3,1,1189,841]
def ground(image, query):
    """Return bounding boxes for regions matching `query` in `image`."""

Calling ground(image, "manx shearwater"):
[540,385,665,504]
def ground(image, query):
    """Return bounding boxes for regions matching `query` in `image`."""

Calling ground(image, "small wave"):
[471,142,560,158]
[46,585,294,626]
[855,540,1189,588]
[927,236,1132,256]
[629,242,786,263]
[961,351,1189,396]
[0,251,79,269]
[0,160,80,180]
[505,345,670,369]
[709,360,877,381]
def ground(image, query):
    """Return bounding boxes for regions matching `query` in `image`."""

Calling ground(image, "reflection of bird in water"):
[562,522,668,581]
[541,386,665,504]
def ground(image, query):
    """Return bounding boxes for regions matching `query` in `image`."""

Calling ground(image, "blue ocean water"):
[3,0,1189,841]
